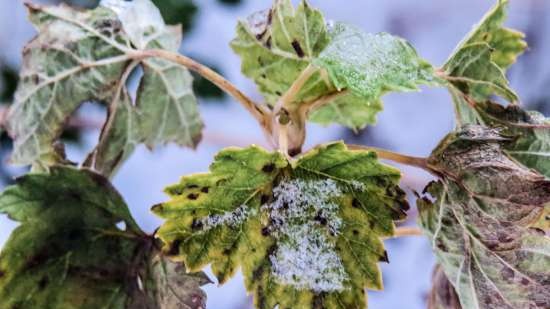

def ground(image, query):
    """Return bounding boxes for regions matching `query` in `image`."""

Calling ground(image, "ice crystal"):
[263,178,349,292]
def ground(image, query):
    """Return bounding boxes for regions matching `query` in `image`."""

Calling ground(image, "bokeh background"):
[1,0,549,308]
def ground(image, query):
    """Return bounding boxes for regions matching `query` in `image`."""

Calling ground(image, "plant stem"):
[302,89,349,115]
[393,226,423,237]
[347,144,431,171]
[274,64,317,113]
[143,49,272,132]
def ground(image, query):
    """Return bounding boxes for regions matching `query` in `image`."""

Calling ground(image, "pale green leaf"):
[6,1,202,175]
[418,125,550,309]
[153,142,408,309]
[231,0,435,130]
[0,166,208,309]
[314,23,436,102]
[449,0,526,70]
[309,94,383,130]
[443,0,526,103]
[230,0,331,105]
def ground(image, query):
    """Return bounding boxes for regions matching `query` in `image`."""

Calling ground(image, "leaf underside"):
[418,125,550,309]
[154,142,409,309]
[6,1,202,175]
[0,166,208,309]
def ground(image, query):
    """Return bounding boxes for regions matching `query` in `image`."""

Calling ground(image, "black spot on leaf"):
[262,163,275,173]
[379,250,389,263]
[191,219,203,231]
[201,187,209,193]
[167,239,182,256]
[187,193,199,200]
[291,39,305,57]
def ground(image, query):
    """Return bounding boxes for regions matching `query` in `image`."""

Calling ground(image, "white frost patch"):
[263,179,349,292]
[201,205,256,231]
[101,0,166,49]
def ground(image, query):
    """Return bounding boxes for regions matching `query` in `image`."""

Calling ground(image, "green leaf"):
[313,22,436,102]
[309,95,383,130]
[0,166,208,309]
[231,0,435,130]
[443,0,526,103]
[154,142,408,309]
[6,1,202,174]
[230,0,331,105]
[418,125,550,309]
[449,0,526,70]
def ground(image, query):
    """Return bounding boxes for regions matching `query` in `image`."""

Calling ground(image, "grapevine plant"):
[0,0,548,308]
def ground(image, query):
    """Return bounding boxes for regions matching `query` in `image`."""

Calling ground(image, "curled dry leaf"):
[418,125,550,309]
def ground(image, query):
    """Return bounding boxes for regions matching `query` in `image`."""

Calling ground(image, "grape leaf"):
[428,266,462,309]
[472,101,550,179]
[0,166,208,309]
[418,125,550,309]
[443,0,526,103]
[6,1,202,174]
[313,22,436,104]
[230,0,331,105]
[153,142,408,309]
[231,0,435,130]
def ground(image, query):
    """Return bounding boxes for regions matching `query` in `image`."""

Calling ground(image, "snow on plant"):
[0,0,548,308]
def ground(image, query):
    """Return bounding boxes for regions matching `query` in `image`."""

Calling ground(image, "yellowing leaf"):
[0,166,209,309]
[154,142,408,309]
[418,125,550,309]
[6,1,202,175]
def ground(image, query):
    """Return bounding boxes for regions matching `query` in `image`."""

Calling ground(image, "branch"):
[393,226,423,238]
[142,49,272,133]
[347,144,431,171]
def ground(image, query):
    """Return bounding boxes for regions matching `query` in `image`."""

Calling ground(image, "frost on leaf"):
[231,0,435,130]
[153,142,409,309]
[444,0,526,105]
[418,125,550,309]
[0,166,209,309]
[6,0,202,175]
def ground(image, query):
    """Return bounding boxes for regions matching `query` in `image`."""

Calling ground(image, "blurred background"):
[0,0,549,308]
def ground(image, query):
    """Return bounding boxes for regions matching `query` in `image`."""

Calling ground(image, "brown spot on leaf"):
[191,219,203,231]
[262,163,276,173]
[167,239,182,256]
[379,250,389,263]
[201,187,209,193]
[38,276,49,290]
[187,193,199,200]
[291,39,305,57]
